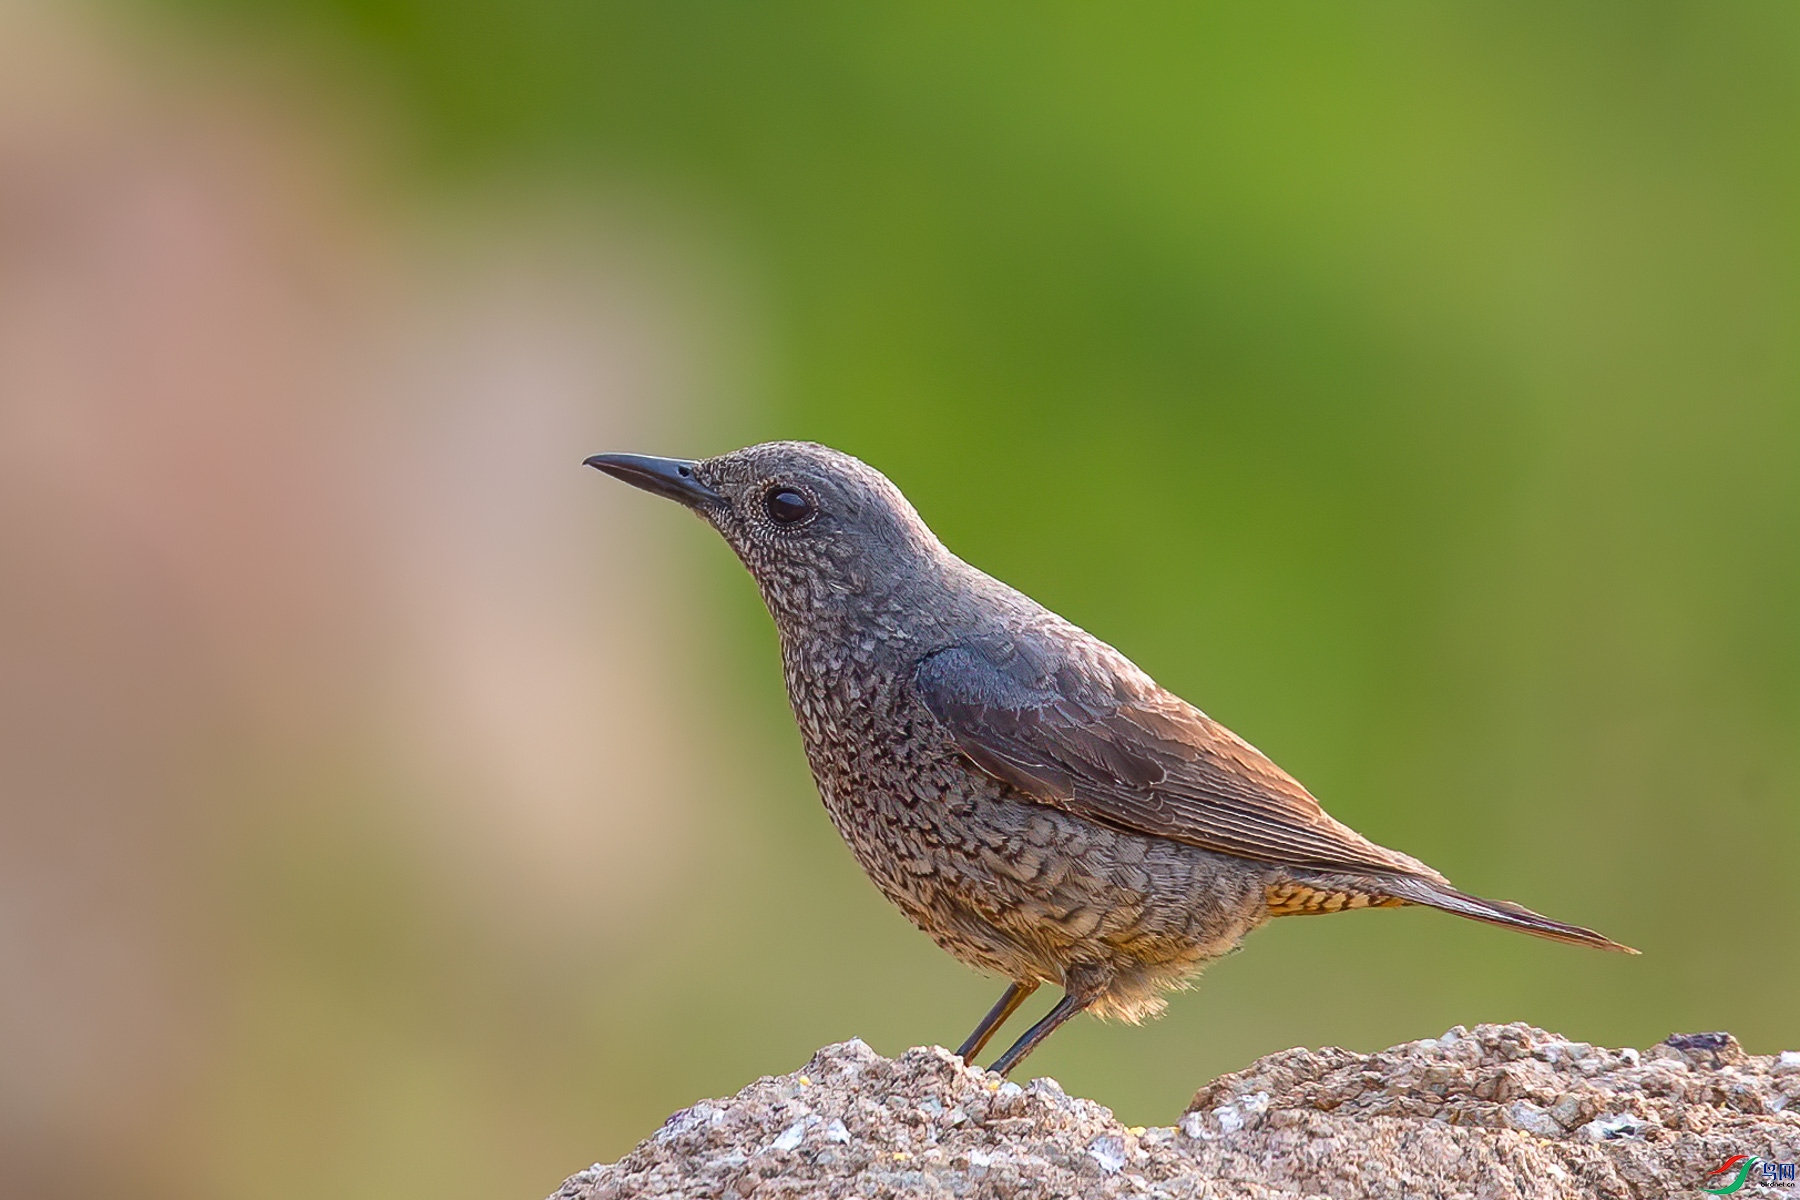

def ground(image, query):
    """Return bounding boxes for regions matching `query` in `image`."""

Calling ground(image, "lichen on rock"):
[552,1024,1800,1198]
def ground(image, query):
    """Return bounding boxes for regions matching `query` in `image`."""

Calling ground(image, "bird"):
[584,441,1635,1077]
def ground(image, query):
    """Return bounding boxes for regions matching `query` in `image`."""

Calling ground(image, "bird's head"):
[586,441,947,622]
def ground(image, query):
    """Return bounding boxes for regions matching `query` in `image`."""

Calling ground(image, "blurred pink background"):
[1,7,757,1195]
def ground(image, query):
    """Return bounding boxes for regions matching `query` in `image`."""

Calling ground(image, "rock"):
[552,1024,1800,1199]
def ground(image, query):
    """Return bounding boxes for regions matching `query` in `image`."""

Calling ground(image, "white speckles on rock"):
[1581,1113,1650,1141]
[1506,1100,1564,1137]
[1209,1091,1267,1135]
[766,1121,806,1154]
[816,1037,876,1071]
[551,1025,1800,1200]
[1086,1134,1127,1173]
[651,1102,724,1144]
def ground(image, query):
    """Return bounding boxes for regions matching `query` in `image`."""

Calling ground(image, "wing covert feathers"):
[914,645,1443,878]
[914,643,1636,955]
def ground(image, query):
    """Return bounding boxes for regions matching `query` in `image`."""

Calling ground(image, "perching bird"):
[585,441,1634,1076]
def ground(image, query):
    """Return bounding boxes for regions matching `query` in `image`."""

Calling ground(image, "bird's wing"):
[912,644,1438,878]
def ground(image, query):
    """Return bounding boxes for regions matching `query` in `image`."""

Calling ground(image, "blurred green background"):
[3,2,1796,1198]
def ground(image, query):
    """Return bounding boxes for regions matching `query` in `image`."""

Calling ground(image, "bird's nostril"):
[678,466,692,477]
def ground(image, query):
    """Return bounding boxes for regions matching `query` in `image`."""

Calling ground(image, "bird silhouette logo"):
[1701,1155,1757,1194]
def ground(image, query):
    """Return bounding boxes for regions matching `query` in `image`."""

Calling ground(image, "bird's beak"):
[583,452,724,509]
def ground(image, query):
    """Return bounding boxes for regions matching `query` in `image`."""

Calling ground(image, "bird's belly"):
[809,752,1271,1009]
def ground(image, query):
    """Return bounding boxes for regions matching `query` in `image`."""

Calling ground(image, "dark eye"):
[763,487,814,525]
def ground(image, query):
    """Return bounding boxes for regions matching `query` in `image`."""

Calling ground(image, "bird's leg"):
[955,981,1038,1063]
[986,990,1093,1077]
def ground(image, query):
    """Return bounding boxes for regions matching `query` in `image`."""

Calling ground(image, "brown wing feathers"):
[916,651,1429,878]
[914,645,1636,954]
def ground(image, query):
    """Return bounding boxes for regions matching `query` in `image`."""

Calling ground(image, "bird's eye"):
[763,487,814,525]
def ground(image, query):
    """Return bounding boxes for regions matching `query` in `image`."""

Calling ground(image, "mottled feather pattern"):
[600,441,1633,1060]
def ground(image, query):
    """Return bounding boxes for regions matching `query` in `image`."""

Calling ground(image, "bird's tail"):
[1376,874,1638,954]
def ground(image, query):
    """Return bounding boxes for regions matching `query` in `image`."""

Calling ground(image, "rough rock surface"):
[552,1025,1800,1199]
